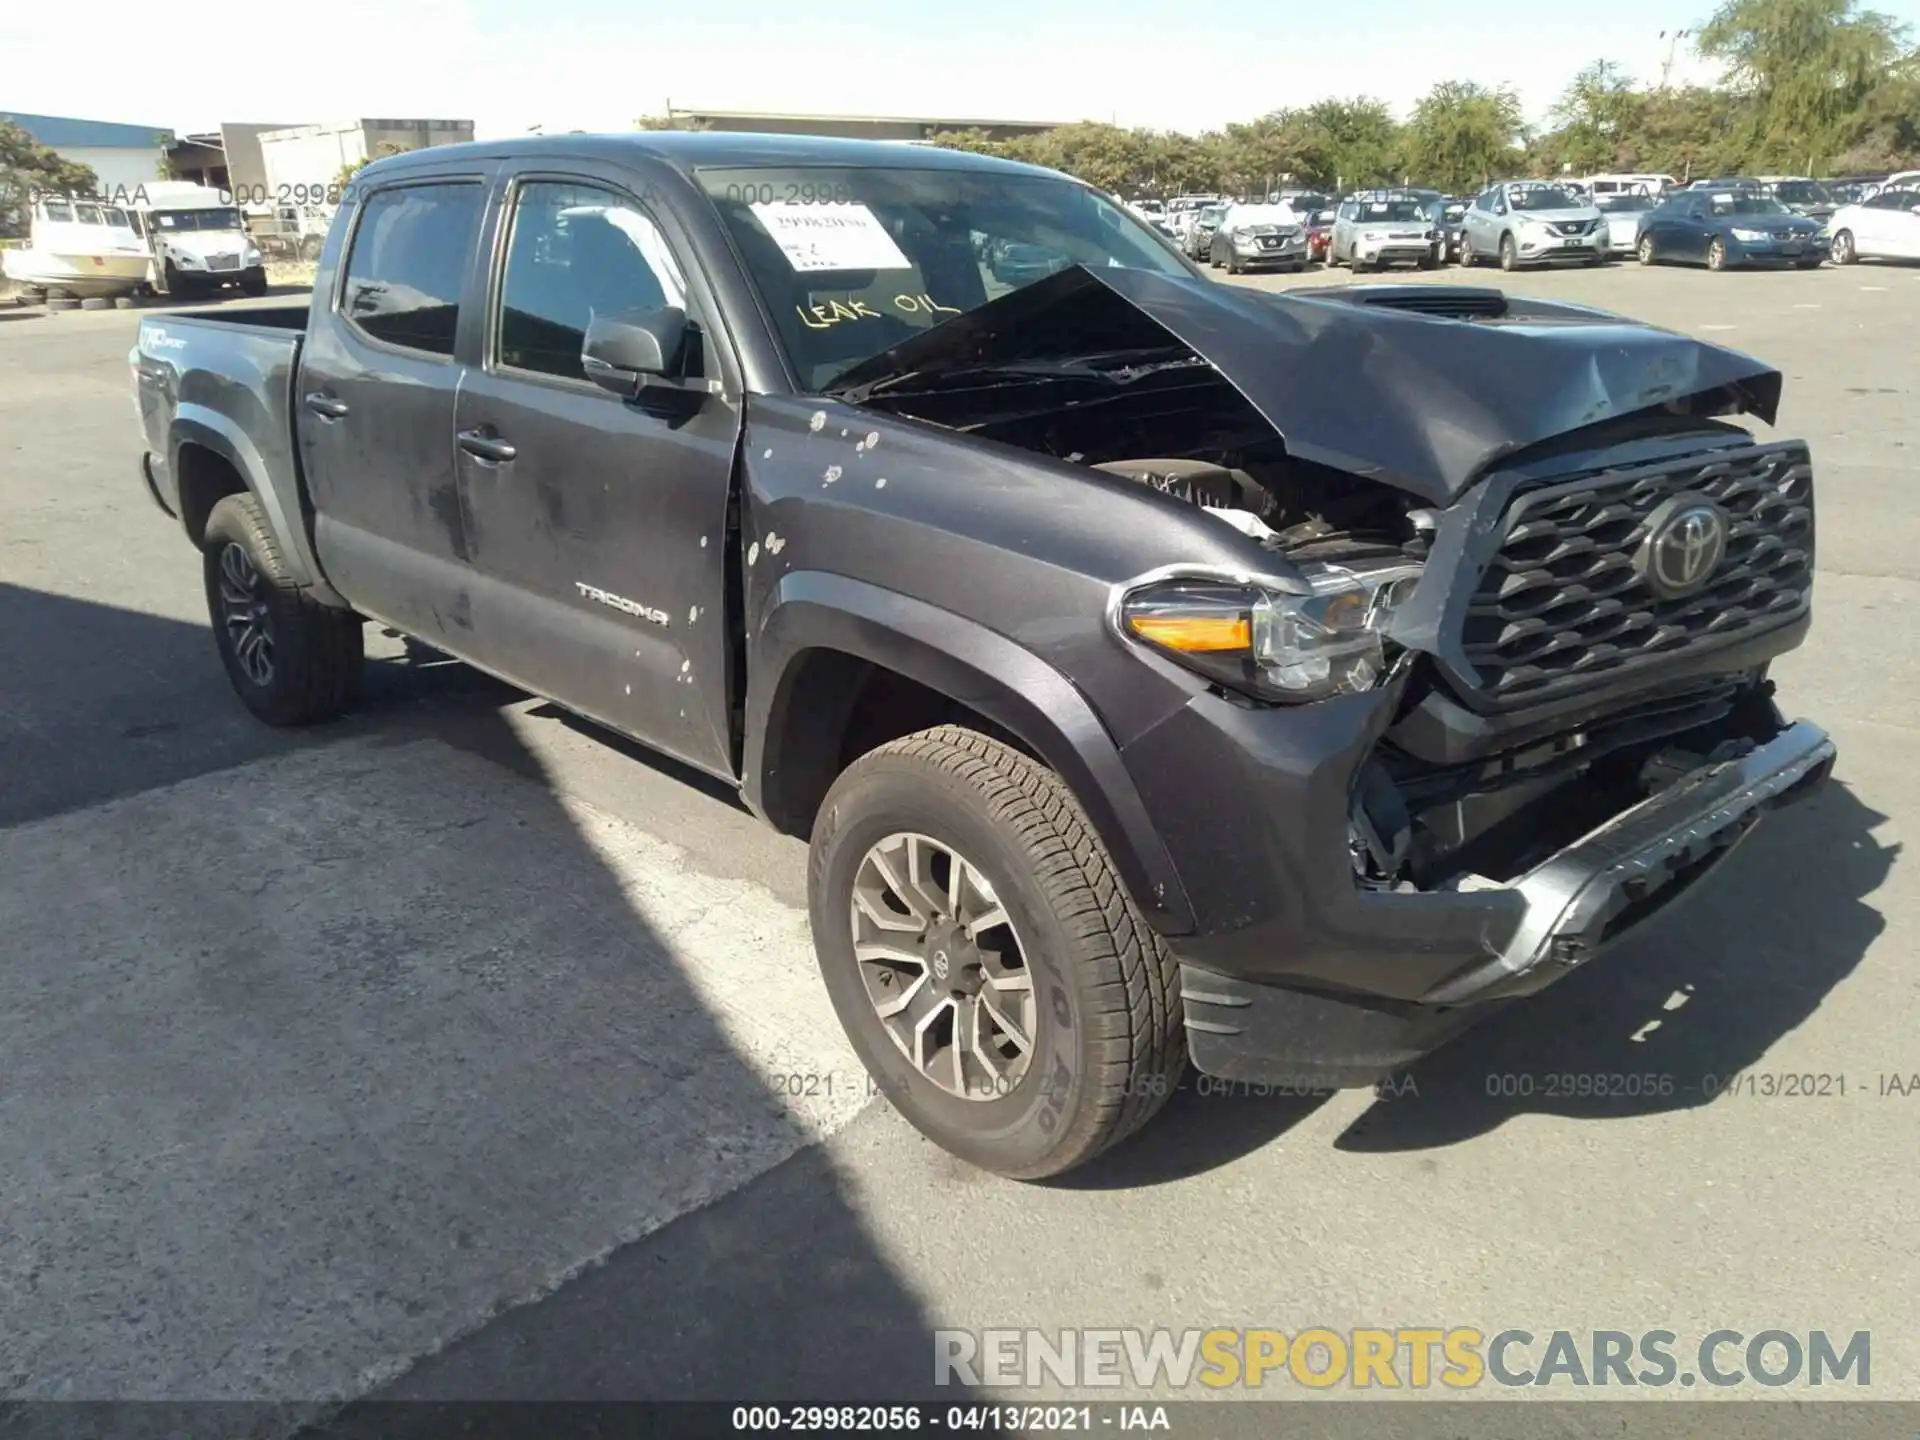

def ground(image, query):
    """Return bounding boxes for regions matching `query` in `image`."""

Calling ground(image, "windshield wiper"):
[832,350,1204,403]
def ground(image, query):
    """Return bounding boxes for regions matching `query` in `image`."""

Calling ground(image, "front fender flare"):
[747,570,1195,935]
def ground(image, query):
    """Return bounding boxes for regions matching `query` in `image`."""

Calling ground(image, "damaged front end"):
[829,264,1834,1081]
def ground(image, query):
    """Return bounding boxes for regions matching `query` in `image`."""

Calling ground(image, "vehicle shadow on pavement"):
[1047,1083,1333,1190]
[1332,778,1892,1151]
[1,586,978,1431]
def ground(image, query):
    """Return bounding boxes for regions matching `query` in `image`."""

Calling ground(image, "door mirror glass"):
[582,306,689,396]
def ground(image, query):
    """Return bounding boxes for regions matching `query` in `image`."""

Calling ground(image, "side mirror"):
[582,306,690,398]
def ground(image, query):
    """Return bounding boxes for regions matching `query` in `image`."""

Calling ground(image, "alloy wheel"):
[1638,235,1656,265]
[218,542,275,687]
[1832,229,1855,265]
[849,831,1036,1101]
[1708,238,1727,271]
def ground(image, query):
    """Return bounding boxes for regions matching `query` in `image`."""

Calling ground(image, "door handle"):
[457,428,517,464]
[304,392,349,419]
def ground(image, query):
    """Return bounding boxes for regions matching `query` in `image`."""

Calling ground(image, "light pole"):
[1658,29,1691,90]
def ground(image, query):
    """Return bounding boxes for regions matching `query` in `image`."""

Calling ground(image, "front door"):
[451,169,743,779]
[300,175,492,645]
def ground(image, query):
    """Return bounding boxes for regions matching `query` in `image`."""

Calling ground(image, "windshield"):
[1508,186,1582,211]
[1354,199,1426,222]
[701,166,1192,391]
[1227,205,1301,228]
[150,208,245,231]
[1770,181,1832,204]
[1198,204,1228,223]
[1707,194,1791,216]
[1281,194,1330,213]
[1596,195,1652,213]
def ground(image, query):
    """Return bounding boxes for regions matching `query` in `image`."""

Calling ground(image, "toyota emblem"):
[1636,495,1729,599]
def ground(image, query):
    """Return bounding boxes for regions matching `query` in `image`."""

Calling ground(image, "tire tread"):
[854,725,1186,1173]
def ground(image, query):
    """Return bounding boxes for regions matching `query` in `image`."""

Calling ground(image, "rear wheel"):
[809,726,1186,1180]
[1831,229,1856,265]
[202,493,363,726]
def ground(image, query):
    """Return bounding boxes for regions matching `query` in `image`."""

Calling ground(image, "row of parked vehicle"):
[1132,169,1920,277]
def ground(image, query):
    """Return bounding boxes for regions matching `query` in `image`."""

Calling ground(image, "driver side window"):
[495,180,691,384]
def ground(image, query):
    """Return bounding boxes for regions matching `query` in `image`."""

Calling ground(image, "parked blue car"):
[1636,189,1830,270]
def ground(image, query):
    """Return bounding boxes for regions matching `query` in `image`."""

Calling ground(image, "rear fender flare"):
[170,406,346,607]
[747,570,1196,935]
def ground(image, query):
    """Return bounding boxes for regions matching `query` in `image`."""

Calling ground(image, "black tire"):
[809,726,1186,1180]
[1498,232,1518,271]
[240,268,269,297]
[1831,229,1856,265]
[114,295,139,309]
[46,296,79,312]
[202,493,363,726]
[1456,241,1475,268]
[80,296,112,310]
[1638,234,1657,266]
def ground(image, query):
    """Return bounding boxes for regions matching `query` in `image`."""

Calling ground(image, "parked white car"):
[1593,192,1657,257]
[1326,191,1437,271]
[1827,185,1920,264]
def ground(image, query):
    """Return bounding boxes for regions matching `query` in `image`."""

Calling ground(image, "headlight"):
[1730,227,1768,241]
[1116,560,1423,703]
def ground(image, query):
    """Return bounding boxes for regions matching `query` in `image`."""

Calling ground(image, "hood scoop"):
[1334,286,1510,320]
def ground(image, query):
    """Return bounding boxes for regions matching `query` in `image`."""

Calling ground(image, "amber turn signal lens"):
[1125,613,1252,652]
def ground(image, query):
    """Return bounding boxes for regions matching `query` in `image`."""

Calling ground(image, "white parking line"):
[1700,324,1737,331]
[0,737,867,1399]
[1793,303,1822,309]
[1860,285,1888,291]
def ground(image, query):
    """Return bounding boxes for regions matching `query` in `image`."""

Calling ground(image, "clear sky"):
[5,0,1824,142]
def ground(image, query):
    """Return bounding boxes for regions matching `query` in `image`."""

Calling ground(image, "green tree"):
[1401,81,1528,190]
[333,141,409,191]
[1,121,99,234]
[1697,0,1909,170]
[927,128,1014,159]
[1298,98,1402,189]
[1542,60,1646,173]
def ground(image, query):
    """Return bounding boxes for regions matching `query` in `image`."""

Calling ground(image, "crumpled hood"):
[829,265,1782,505]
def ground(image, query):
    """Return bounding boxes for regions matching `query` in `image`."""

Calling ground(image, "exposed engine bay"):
[854,356,1798,902]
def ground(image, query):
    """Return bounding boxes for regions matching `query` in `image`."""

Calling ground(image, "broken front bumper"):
[1126,687,1835,1087]
[1421,720,1835,1004]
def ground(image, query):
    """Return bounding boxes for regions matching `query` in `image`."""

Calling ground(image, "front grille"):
[207,254,242,271]
[1457,444,1813,704]
[1551,220,1595,236]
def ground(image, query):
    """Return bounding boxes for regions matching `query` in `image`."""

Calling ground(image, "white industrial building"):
[258,120,476,194]
[1,111,175,197]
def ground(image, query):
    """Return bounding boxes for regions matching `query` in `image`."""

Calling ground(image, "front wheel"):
[1707,237,1728,271]
[1831,229,1856,265]
[809,727,1186,1180]
[1457,241,1475,268]
[202,493,364,726]
[240,267,268,297]
[1498,233,1518,271]
[1637,235,1657,266]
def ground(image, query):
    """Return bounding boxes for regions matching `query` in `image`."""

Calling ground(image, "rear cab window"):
[338,182,486,357]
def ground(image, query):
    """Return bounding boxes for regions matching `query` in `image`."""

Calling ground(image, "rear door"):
[299,173,493,645]
[1887,192,1920,257]
[450,162,744,779]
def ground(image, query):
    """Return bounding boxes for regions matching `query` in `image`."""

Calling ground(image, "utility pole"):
[1658,30,1691,90]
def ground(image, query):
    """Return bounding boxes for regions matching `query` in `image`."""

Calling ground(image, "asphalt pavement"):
[1,259,1916,1432]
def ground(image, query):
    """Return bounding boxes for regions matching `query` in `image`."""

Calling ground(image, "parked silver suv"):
[1327,191,1438,271]
[1460,181,1610,270]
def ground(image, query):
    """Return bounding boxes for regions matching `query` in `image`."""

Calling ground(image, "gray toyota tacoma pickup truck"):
[131,133,1835,1179]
